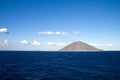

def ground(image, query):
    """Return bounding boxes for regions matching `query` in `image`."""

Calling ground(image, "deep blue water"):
[0,51,120,80]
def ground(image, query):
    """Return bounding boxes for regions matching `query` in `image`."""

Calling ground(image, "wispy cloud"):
[21,40,30,45]
[38,31,66,36]
[74,31,80,34]
[106,44,113,47]
[32,40,40,46]
[55,31,66,35]
[0,40,9,46]
[89,43,104,47]
[38,31,54,35]
[0,28,9,34]
[4,40,8,46]
[89,43,113,47]
[56,43,65,46]
[47,42,65,46]
[21,40,41,46]
[48,42,56,46]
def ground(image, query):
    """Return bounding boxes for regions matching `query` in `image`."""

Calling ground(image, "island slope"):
[60,41,102,51]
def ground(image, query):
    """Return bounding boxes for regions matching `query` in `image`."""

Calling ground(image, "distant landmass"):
[60,41,102,51]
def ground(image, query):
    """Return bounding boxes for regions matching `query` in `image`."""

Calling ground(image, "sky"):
[0,0,120,51]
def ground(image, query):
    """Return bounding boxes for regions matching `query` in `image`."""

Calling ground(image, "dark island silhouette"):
[60,41,102,51]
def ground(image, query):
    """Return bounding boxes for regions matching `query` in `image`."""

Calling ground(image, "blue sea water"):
[0,51,120,80]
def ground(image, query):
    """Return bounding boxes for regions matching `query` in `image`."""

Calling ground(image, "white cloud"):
[38,32,46,35]
[106,44,113,47]
[89,43,113,47]
[21,40,41,46]
[90,43,104,47]
[0,28,9,34]
[4,40,8,45]
[32,40,40,46]
[48,42,65,46]
[55,31,66,35]
[38,31,55,35]
[56,43,65,46]
[38,31,66,36]
[47,31,55,35]
[21,40,30,45]
[48,42,56,46]
[74,31,80,34]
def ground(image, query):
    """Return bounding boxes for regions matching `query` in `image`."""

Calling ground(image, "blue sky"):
[0,0,120,50]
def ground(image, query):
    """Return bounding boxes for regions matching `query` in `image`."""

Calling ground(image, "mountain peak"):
[60,41,102,51]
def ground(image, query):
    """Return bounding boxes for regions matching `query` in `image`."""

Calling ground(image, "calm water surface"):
[0,51,120,80]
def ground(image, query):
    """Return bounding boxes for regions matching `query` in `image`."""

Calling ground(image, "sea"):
[0,51,120,80]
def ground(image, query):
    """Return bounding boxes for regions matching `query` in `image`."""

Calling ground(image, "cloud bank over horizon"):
[0,38,116,51]
[0,28,118,50]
